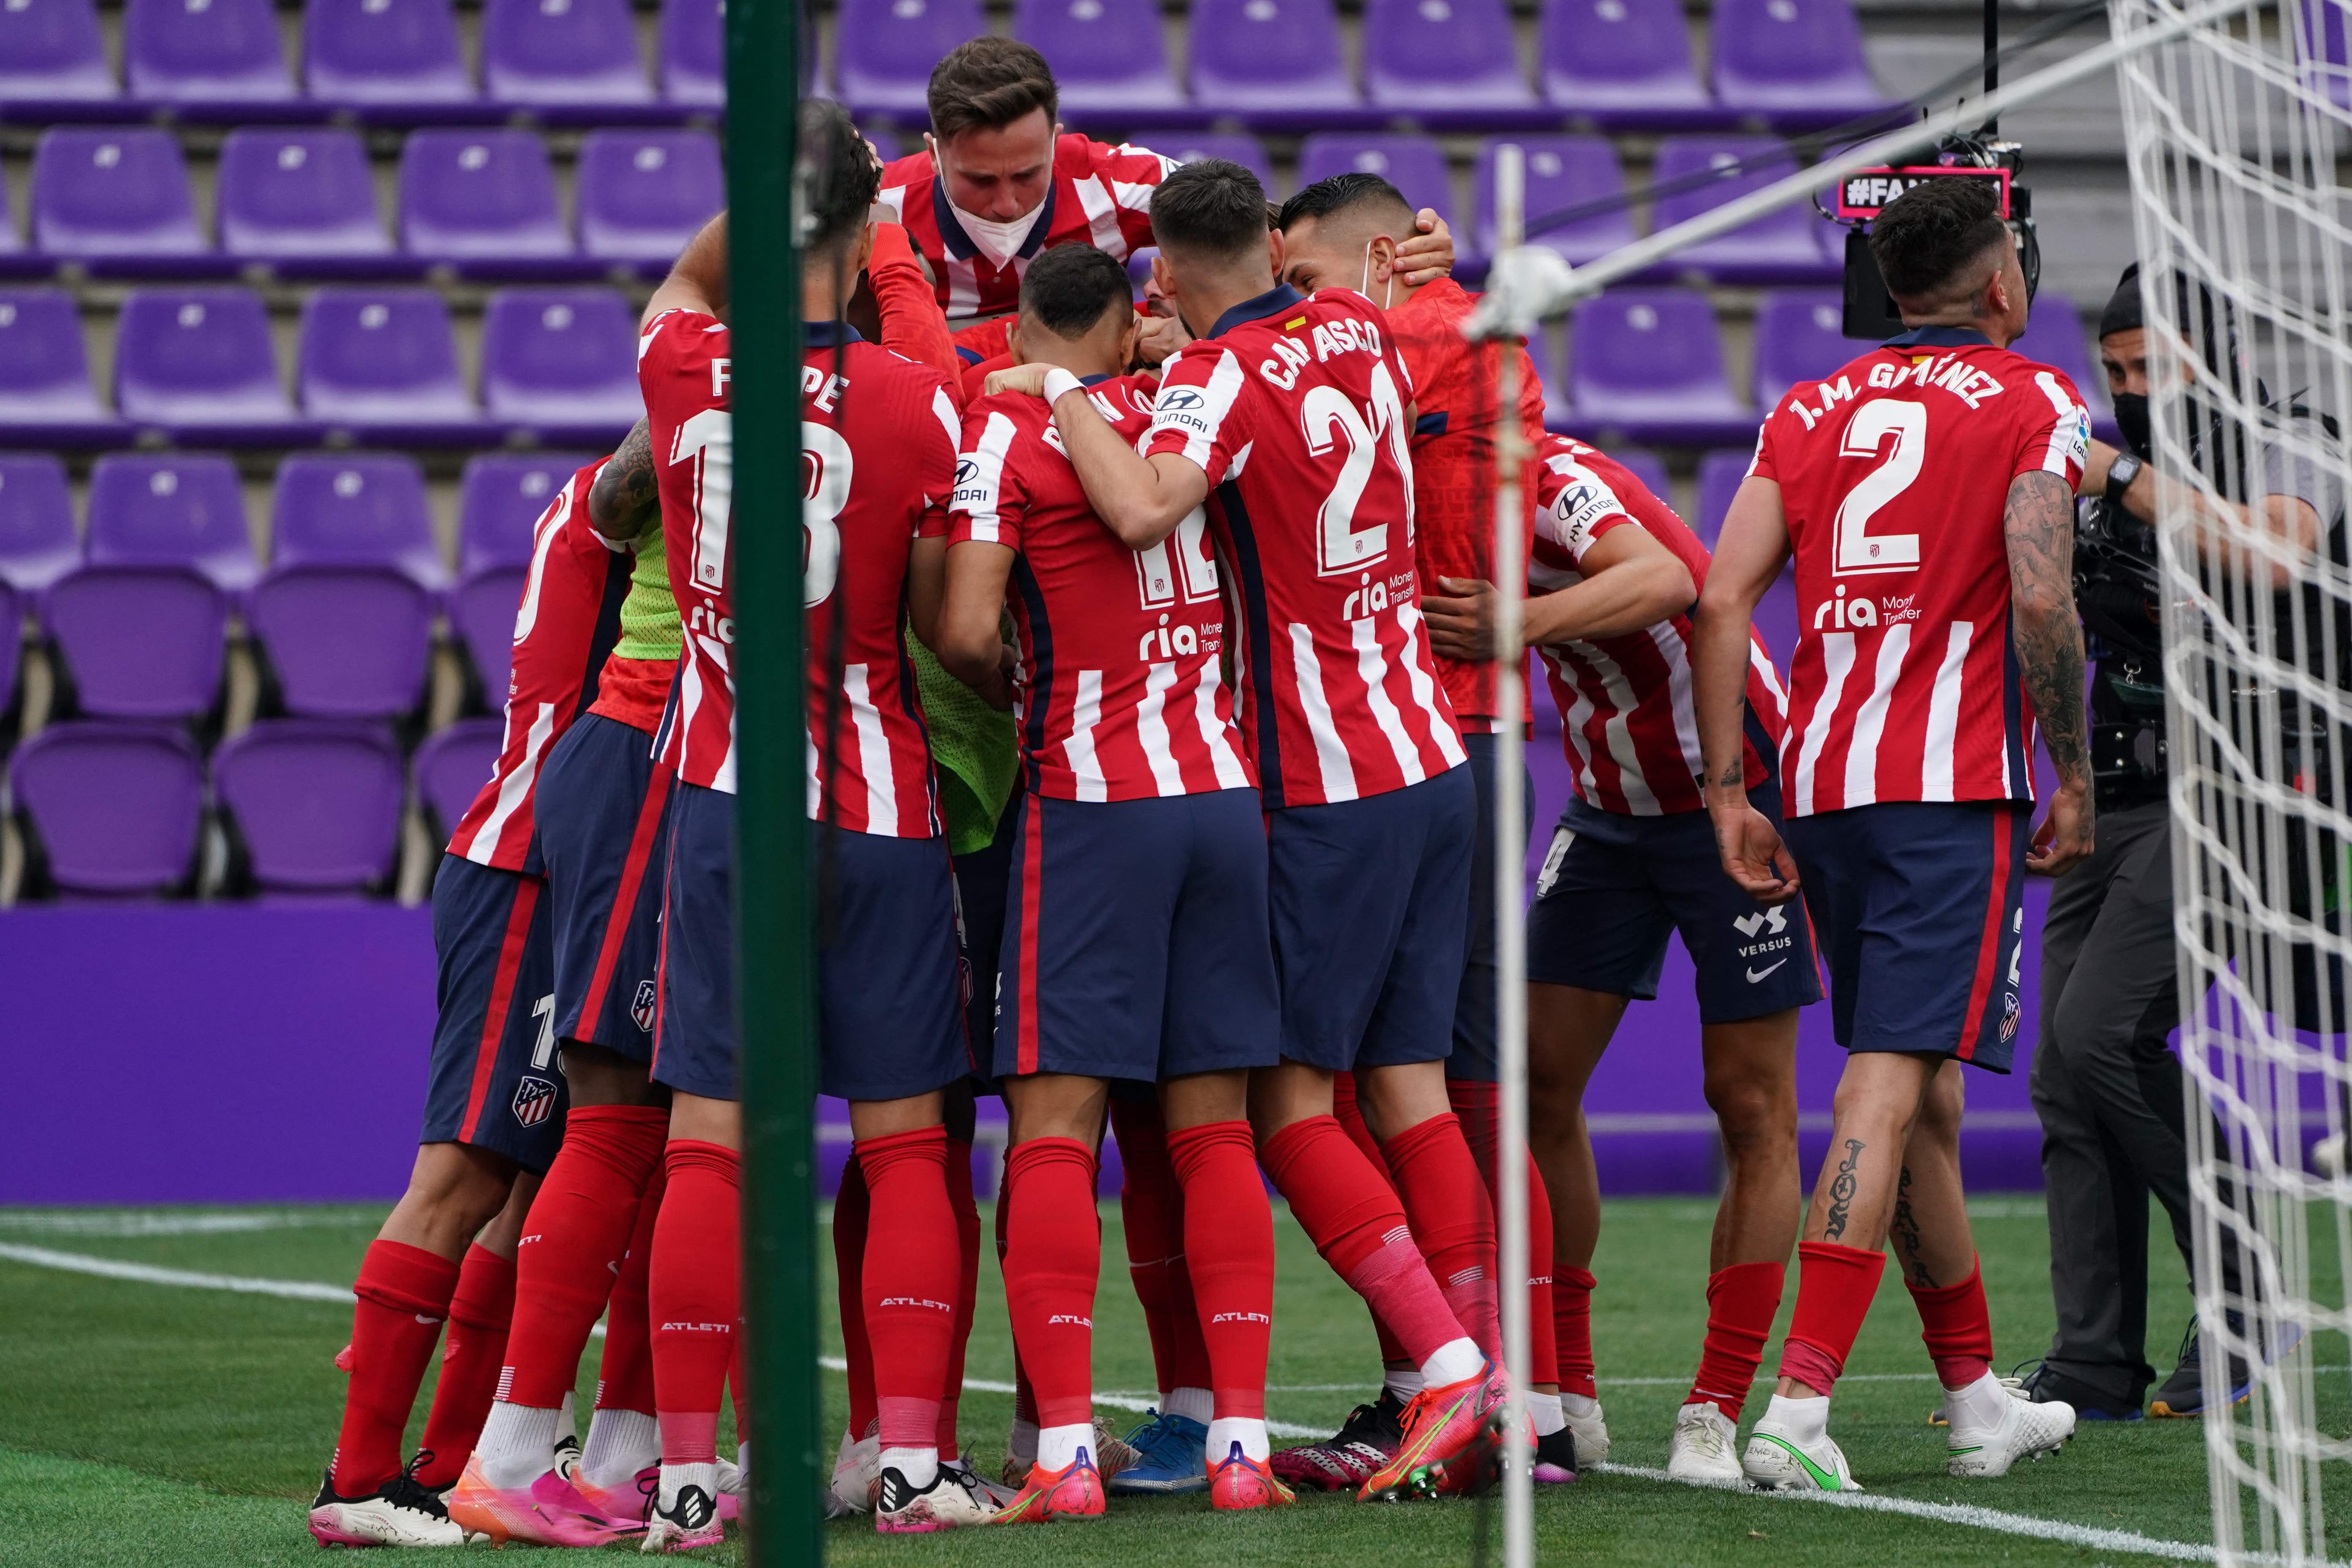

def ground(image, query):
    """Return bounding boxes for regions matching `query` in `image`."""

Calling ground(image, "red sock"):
[649,1140,740,1465]
[1554,1266,1597,1400]
[1333,1075,1414,1366]
[595,1163,665,1418]
[1687,1261,1783,1422]
[1382,1112,1501,1357]
[1166,1121,1272,1420]
[834,1152,877,1440]
[1260,1116,1469,1370]
[1778,1242,1886,1396]
[996,1179,1038,1431]
[939,1137,980,1454]
[333,1240,461,1495]
[1001,1137,1101,1430]
[499,1105,668,1409]
[1908,1258,1994,1390]
[411,1243,516,1488]
[1111,1098,1213,1398]
[1448,1081,1559,1387]
[858,1126,961,1452]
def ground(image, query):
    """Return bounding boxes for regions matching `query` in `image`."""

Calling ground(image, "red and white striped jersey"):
[1749,325,2090,817]
[448,458,631,872]
[875,134,1175,321]
[1528,437,1784,816]
[1144,283,1466,810]
[950,374,1255,803]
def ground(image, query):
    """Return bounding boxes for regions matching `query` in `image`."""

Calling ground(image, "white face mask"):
[1359,238,1395,310]
[930,134,1048,266]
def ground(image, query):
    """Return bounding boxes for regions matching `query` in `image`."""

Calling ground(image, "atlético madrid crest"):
[511,1076,558,1128]
[631,979,658,1035]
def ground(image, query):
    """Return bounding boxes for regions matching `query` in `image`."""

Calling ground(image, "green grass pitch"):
[0,1194,2336,1566]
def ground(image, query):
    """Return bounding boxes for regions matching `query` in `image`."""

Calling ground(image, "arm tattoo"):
[1822,1138,1865,1242]
[2004,469,2090,787]
[590,418,661,541]
[1890,1165,1935,1287]
[1716,761,1744,789]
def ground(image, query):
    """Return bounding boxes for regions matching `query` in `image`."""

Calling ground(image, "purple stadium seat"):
[1696,446,1752,543]
[113,287,294,431]
[578,130,725,265]
[212,718,405,894]
[218,130,390,262]
[1295,135,1454,230]
[1566,288,1753,445]
[1,580,17,716]
[1608,446,1671,507]
[298,288,477,430]
[122,0,295,104]
[479,288,642,432]
[660,0,724,106]
[85,452,259,595]
[1539,0,1721,129]
[481,0,652,105]
[2301,0,2351,108]
[272,454,447,592]
[1363,0,1535,120]
[10,721,203,896]
[44,564,227,720]
[1649,136,1837,284]
[1015,0,1184,118]
[2012,294,2117,434]
[452,565,525,704]
[458,453,589,573]
[1479,136,1632,268]
[0,455,79,593]
[31,128,206,260]
[0,0,117,104]
[1189,0,1360,122]
[0,289,110,432]
[834,0,985,119]
[1753,287,1857,407]
[1709,0,1893,130]
[304,0,476,107]
[414,717,503,838]
[251,565,434,718]
[399,130,572,263]
[1127,130,1270,188]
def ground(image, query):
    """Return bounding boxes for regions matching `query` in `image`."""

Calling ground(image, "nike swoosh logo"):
[1746,960,1788,983]
[1754,1433,1843,1490]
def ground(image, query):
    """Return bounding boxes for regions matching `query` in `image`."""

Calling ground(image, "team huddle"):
[306,33,2100,1551]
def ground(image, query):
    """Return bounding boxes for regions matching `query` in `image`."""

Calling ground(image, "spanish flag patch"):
[1285,317,1308,330]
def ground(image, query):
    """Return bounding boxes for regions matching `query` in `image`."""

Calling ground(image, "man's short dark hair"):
[1867,178,2009,303]
[1150,159,1270,262]
[1276,172,1415,236]
[801,98,877,254]
[928,38,1058,142]
[1019,245,1131,338]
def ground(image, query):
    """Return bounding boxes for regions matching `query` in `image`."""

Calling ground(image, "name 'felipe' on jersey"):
[447,457,631,874]
[1144,283,1465,810]
[1751,324,2090,818]
[951,374,1254,804]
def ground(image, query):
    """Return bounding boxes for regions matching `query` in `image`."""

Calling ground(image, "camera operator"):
[2030,263,2338,1420]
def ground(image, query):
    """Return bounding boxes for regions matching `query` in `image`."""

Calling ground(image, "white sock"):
[1561,1391,1602,1421]
[1527,1392,1565,1437]
[1383,1360,1425,1403]
[1761,1392,1830,1441]
[657,1460,718,1514]
[1164,1387,1215,1425]
[1007,1417,1039,1464]
[879,1445,938,1491]
[1421,1337,1485,1388]
[580,1408,658,1491]
[1206,1416,1269,1463]
[556,1391,577,1444]
[1944,1371,2011,1429]
[475,1402,559,1489]
[1036,1421,1092,1471]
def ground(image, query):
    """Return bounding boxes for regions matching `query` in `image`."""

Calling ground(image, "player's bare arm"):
[588,417,659,543]
[1692,475,1799,903]
[986,364,1208,548]
[2080,436,2322,590]
[934,539,1017,710]
[2006,467,2097,875]
[1422,528,1695,661]
[643,211,728,327]
[903,534,948,655]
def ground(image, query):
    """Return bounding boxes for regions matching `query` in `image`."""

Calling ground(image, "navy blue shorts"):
[994,788,1279,1083]
[419,854,564,1172]
[1269,764,1476,1073]
[536,712,674,1062]
[952,810,1018,1090]
[651,781,735,1100]
[1527,796,1821,1024]
[1784,800,2030,1072]
[1446,732,1533,1084]
[818,825,970,1102]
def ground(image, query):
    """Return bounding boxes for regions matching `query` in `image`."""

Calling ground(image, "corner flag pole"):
[1489,140,1536,1568]
[733,10,821,1566]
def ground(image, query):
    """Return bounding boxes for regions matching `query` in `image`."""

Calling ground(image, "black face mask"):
[2114,392,2152,460]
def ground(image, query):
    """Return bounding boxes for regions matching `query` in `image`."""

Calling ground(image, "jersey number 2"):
[1833,399,1925,575]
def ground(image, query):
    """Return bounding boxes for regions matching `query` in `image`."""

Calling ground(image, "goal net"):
[2112,0,2352,1558]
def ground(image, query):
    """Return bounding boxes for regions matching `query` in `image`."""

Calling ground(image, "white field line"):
[0,1211,382,1236]
[815,1358,1324,1440]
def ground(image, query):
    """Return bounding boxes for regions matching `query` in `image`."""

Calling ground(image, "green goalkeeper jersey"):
[907,629,1017,855]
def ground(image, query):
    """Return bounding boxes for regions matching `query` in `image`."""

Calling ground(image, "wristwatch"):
[2104,451,2145,509]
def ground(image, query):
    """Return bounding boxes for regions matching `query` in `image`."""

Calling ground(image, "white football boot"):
[1943,1372,2075,1478]
[308,1472,486,1548]
[1741,1396,1861,1492]
[829,1428,878,1516]
[1665,1401,1744,1488]
[1560,1392,1611,1466]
